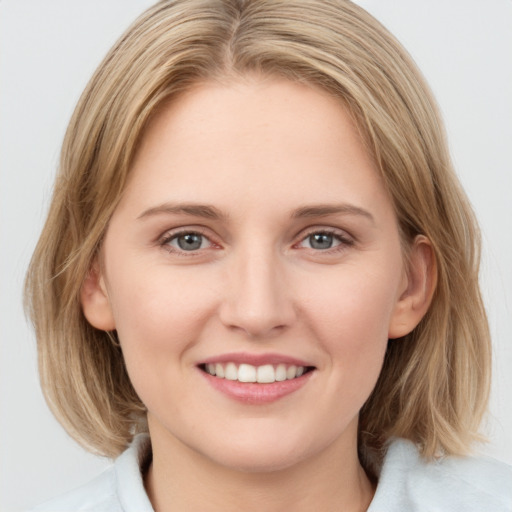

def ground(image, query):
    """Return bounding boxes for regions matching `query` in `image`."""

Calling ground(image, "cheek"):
[106,267,220,387]
[107,268,221,416]
[300,262,400,383]
[306,264,399,337]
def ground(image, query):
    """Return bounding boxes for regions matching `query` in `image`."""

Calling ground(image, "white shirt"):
[31,434,512,511]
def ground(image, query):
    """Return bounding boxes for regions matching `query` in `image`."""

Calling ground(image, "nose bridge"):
[219,239,295,337]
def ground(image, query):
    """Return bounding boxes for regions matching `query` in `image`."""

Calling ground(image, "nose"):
[218,246,296,338]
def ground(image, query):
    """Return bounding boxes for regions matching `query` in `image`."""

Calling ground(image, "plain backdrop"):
[1,1,511,510]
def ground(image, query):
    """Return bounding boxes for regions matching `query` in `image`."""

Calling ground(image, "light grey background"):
[1,1,511,510]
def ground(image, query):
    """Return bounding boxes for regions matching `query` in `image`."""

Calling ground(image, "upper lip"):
[199,352,314,367]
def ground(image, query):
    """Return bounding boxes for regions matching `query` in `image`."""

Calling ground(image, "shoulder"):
[369,438,512,512]
[29,434,153,512]
[29,467,119,512]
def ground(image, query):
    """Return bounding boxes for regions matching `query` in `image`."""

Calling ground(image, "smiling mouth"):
[199,362,315,384]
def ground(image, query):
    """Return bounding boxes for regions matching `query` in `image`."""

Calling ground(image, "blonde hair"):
[25,0,491,465]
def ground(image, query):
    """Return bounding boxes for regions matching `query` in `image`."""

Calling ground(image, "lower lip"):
[200,370,313,404]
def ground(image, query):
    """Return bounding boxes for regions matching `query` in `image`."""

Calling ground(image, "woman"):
[25,1,511,510]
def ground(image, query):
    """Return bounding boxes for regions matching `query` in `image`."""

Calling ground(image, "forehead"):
[118,77,390,220]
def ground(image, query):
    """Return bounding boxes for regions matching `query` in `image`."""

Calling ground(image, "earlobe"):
[388,235,437,339]
[80,260,116,331]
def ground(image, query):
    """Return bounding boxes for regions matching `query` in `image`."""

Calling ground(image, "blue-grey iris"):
[177,233,203,250]
[309,233,334,250]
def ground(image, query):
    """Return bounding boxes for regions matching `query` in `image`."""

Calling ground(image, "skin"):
[81,76,434,512]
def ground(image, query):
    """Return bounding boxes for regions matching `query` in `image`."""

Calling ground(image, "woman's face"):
[91,77,414,471]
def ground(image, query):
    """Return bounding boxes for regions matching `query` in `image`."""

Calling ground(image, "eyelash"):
[159,228,214,256]
[296,228,354,253]
[158,227,354,256]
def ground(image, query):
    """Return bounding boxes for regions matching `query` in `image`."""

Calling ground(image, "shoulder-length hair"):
[25,0,490,466]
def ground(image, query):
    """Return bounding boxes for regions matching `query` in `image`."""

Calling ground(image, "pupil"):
[178,233,202,250]
[310,233,333,250]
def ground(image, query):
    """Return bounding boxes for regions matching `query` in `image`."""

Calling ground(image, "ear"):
[388,235,437,339]
[80,259,116,331]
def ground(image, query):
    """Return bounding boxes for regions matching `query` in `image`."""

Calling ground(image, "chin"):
[211,446,309,474]
[197,428,320,474]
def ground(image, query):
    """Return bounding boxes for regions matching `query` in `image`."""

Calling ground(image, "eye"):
[304,232,338,250]
[297,230,353,251]
[162,231,212,252]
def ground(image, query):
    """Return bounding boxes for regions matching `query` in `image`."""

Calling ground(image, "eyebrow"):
[137,202,374,224]
[137,203,226,221]
[292,204,375,223]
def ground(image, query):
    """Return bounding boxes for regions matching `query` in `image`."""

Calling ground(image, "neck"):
[144,419,375,512]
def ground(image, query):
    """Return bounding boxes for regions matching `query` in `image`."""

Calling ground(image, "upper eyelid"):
[293,227,356,254]
[296,225,354,241]
[159,229,218,256]
[159,226,212,242]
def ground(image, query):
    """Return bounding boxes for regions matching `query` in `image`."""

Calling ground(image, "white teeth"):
[215,363,225,378]
[204,362,308,383]
[286,365,297,379]
[238,364,257,382]
[275,364,287,381]
[225,362,238,381]
[257,364,275,383]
